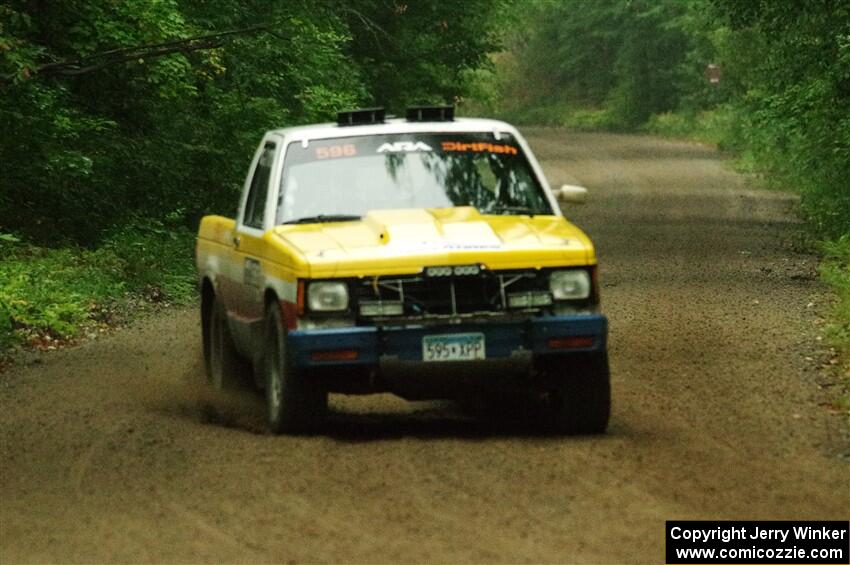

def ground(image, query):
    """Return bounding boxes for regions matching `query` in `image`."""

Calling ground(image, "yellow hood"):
[272,207,595,278]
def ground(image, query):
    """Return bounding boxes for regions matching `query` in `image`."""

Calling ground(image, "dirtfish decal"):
[376,141,433,153]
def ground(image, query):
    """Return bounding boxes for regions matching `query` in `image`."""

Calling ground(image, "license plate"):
[422,333,485,362]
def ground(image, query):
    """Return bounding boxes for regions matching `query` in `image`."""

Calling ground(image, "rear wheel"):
[208,297,251,390]
[264,306,327,434]
[538,352,610,434]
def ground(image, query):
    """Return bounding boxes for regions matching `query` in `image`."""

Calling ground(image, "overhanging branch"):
[3,25,274,83]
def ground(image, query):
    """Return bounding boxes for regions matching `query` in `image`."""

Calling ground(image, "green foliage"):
[0,0,508,353]
[0,241,125,350]
[488,1,849,240]
[342,0,508,110]
[0,221,196,351]
[0,0,506,247]
[100,215,197,303]
[641,106,736,145]
[485,0,696,129]
[606,1,693,127]
[709,0,850,241]
[820,236,850,356]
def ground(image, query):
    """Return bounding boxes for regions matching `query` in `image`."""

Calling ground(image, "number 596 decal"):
[315,144,357,159]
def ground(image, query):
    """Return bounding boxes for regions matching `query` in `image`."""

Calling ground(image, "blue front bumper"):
[288,314,607,368]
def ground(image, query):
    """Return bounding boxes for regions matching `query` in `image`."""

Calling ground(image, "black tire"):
[263,306,327,434]
[202,289,213,379]
[208,296,251,390]
[538,352,611,434]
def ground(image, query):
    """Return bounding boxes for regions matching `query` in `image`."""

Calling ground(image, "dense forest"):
[1,0,504,244]
[0,0,507,349]
[474,0,849,350]
[477,0,849,240]
[1,0,847,354]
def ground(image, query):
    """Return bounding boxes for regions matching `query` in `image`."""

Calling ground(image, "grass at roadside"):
[820,237,850,349]
[480,102,624,132]
[0,221,196,358]
[640,106,738,147]
[490,102,737,148]
[819,236,850,412]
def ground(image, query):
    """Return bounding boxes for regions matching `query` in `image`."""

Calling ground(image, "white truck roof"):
[269,117,522,143]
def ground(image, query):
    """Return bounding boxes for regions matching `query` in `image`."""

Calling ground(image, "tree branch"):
[340,7,394,45]
[3,25,274,83]
[47,40,228,77]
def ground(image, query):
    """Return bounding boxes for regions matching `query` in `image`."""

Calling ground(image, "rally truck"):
[196,106,609,434]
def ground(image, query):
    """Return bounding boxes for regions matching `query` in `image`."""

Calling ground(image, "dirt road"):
[1,131,847,564]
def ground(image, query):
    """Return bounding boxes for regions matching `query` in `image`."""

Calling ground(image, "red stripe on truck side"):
[280,300,299,330]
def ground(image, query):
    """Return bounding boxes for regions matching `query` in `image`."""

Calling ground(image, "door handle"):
[232,235,241,247]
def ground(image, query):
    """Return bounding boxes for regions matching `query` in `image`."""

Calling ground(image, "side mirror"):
[557,184,588,204]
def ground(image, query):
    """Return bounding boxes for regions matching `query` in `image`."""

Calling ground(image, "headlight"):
[549,270,591,300]
[307,281,349,311]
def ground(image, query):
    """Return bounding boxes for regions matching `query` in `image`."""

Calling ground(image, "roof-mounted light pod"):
[406,105,455,122]
[337,107,386,127]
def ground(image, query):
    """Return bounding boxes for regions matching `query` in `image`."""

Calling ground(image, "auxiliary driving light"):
[452,264,481,276]
[425,266,452,277]
[425,264,481,277]
[508,291,553,308]
[359,301,403,316]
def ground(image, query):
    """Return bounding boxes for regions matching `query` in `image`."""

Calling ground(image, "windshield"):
[276,132,552,224]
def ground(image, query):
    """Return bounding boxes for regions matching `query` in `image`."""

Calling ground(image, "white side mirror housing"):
[557,184,588,204]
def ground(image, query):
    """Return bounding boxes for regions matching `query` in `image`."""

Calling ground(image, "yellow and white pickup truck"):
[196,106,609,434]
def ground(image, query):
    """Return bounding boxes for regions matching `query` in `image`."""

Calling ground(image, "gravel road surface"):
[1,130,847,564]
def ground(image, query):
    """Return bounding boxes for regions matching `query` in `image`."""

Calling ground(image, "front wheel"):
[263,306,327,434]
[538,352,611,434]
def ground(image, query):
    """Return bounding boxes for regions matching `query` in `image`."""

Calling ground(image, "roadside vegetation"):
[467,0,850,375]
[0,0,509,356]
[0,222,195,353]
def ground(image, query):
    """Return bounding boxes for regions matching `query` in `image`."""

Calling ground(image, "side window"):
[243,143,275,229]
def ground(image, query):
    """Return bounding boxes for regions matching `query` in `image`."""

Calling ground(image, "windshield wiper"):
[282,214,361,225]
[485,205,538,216]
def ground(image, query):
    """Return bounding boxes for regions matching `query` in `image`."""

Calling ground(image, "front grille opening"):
[353,270,549,319]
